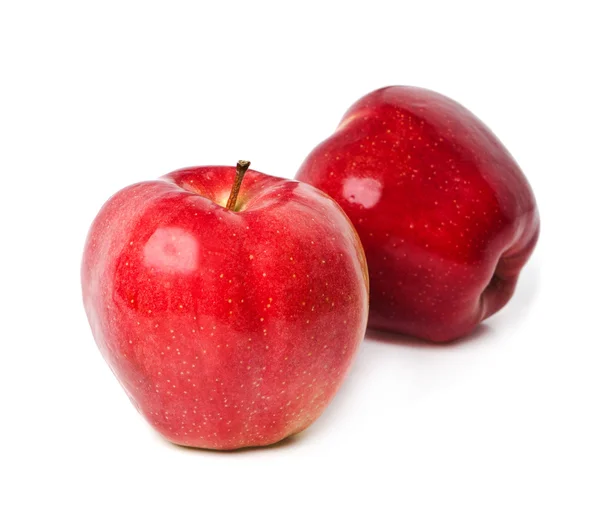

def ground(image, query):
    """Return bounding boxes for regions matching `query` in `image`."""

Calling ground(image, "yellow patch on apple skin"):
[216,190,250,211]
[215,191,230,208]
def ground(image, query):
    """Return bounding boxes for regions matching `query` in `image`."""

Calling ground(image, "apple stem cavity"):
[225,160,251,211]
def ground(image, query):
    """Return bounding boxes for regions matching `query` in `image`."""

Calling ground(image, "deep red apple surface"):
[297,87,539,342]
[82,161,368,450]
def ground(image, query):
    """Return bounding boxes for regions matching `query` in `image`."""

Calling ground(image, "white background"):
[1,1,598,515]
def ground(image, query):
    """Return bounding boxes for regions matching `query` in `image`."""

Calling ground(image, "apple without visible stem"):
[297,87,539,342]
[82,161,369,450]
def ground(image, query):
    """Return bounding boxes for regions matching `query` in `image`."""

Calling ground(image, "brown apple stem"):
[225,160,251,211]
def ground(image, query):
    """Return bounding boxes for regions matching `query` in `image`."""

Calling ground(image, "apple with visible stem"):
[82,160,369,450]
[297,87,539,342]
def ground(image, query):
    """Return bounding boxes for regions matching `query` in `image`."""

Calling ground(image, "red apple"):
[82,161,368,450]
[297,87,539,342]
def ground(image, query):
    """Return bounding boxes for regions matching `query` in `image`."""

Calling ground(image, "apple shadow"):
[165,430,305,456]
[366,322,492,349]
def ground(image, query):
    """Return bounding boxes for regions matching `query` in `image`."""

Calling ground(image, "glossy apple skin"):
[82,166,368,450]
[297,86,539,342]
